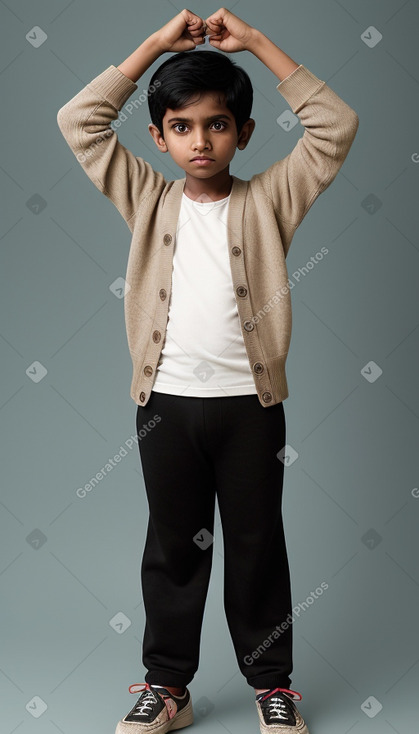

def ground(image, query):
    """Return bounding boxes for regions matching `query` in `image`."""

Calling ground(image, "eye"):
[171,121,227,133]
[212,121,226,131]
[172,123,188,133]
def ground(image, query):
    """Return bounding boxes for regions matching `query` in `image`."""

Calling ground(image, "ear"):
[148,123,168,152]
[237,118,256,150]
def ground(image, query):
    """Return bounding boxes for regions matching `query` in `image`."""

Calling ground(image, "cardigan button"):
[163,234,172,246]
[232,246,241,256]
[143,365,153,377]
[152,330,161,343]
[236,285,247,298]
[262,391,272,403]
[159,288,167,300]
[139,392,146,403]
[243,320,254,332]
[253,362,264,374]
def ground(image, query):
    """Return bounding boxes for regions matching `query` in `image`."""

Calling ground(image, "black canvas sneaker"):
[255,687,310,733]
[115,682,193,734]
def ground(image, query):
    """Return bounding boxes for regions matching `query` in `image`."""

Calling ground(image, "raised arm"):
[248,30,359,234]
[56,10,207,230]
[205,9,359,242]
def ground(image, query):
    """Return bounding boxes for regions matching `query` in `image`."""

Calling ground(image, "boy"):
[57,8,359,734]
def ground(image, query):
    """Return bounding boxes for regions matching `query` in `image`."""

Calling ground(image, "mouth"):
[190,157,215,166]
[190,157,214,162]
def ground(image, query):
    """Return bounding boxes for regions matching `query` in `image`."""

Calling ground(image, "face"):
[148,90,255,179]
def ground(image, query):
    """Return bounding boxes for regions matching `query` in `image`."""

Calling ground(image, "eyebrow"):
[167,114,232,123]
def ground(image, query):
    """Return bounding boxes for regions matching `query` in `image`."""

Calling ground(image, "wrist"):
[246,28,266,53]
[145,31,165,56]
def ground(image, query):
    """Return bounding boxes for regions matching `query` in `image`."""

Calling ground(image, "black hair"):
[147,49,253,139]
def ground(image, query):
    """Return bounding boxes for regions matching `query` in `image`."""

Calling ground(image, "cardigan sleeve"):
[259,64,359,230]
[57,65,166,230]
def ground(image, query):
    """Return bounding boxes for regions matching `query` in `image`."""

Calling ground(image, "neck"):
[183,169,233,202]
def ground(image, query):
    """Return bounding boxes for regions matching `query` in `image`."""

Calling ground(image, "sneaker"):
[115,682,193,734]
[255,688,310,734]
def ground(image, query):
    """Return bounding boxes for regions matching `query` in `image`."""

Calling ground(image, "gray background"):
[1,0,418,732]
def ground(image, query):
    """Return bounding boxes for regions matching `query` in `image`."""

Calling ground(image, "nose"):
[191,127,211,152]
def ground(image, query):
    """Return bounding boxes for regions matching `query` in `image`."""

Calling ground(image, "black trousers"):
[136,391,293,690]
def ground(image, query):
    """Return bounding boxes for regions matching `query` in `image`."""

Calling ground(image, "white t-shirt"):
[152,191,258,397]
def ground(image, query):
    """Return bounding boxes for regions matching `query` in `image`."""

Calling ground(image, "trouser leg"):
[210,394,293,689]
[136,392,217,688]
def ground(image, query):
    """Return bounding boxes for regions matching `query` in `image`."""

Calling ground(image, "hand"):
[155,9,206,53]
[205,8,256,53]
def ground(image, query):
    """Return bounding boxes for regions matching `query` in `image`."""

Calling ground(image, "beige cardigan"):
[57,63,359,408]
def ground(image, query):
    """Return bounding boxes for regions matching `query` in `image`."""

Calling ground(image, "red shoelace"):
[129,683,155,695]
[259,687,302,702]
